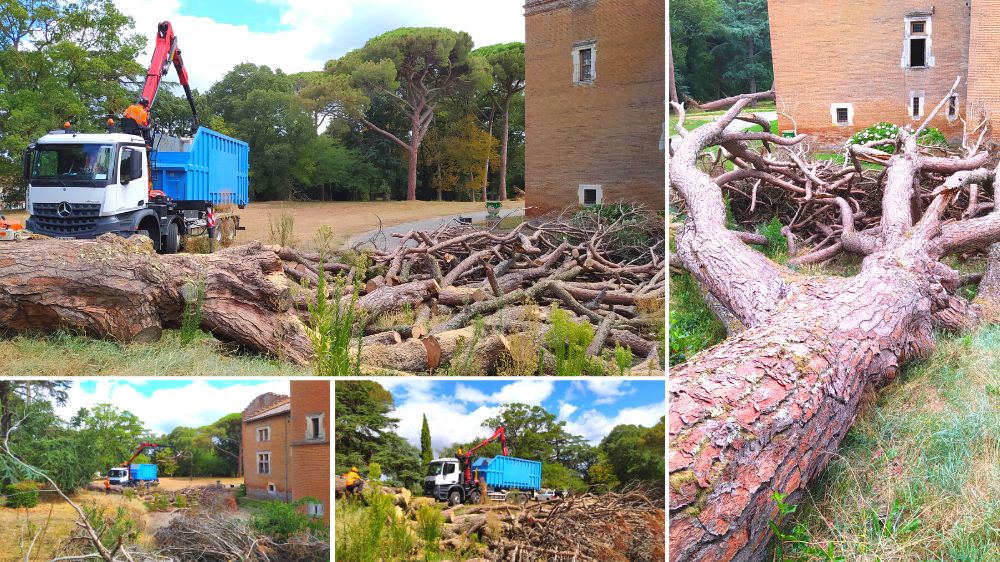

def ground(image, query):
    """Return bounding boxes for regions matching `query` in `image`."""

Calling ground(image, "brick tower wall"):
[524,0,665,217]
[966,0,1000,135]
[767,0,970,145]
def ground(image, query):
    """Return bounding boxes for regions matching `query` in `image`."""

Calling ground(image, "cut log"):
[438,285,488,306]
[350,279,439,318]
[357,331,402,346]
[360,326,510,373]
[0,235,312,364]
[608,329,656,357]
[365,275,386,294]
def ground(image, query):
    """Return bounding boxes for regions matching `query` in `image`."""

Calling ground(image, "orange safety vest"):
[123,104,149,126]
[344,470,360,486]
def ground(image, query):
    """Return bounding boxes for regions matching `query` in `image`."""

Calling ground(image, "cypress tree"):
[421,414,433,466]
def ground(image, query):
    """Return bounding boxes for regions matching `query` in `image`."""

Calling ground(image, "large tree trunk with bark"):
[0,235,313,364]
[669,82,1000,560]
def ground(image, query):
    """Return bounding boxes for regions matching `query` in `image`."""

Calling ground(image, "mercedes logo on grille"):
[57,202,73,218]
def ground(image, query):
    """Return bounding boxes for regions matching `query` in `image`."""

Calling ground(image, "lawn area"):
[0,329,309,376]
[0,489,150,562]
[3,199,527,251]
[239,200,523,249]
[155,477,242,492]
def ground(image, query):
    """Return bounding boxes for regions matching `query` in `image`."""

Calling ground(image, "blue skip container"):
[151,127,249,207]
[129,463,158,482]
[471,455,541,491]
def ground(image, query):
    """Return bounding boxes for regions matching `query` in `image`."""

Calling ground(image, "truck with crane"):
[21,21,247,253]
[423,426,542,506]
[108,442,161,488]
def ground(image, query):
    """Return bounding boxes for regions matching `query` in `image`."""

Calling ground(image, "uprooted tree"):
[668,78,1000,560]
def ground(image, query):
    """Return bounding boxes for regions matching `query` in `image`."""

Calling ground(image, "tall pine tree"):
[420,413,432,466]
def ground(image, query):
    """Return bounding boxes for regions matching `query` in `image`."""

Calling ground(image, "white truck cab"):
[424,457,468,505]
[107,467,130,486]
[25,130,154,237]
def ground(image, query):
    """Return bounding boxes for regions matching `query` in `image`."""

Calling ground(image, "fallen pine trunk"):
[0,235,313,364]
[359,326,510,373]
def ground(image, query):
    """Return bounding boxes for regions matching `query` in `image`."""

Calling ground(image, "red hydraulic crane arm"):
[123,442,160,466]
[462,426,507,482]
[139,21,199,130]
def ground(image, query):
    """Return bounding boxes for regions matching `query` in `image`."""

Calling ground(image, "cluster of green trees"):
[0,1,524,204]
[670,0,772,103]
[0,381,242,494]
[334,381,664,493]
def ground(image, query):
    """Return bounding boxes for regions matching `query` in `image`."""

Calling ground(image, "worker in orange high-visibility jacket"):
[123,98,150,127]
[344,466,363,495]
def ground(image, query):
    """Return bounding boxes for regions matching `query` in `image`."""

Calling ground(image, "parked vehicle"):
[108,463,159,488]
[423,426,542,506]
[22,21,245,253]
[107,442,161,487]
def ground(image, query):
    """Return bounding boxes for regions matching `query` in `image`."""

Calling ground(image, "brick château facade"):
[524,0,665,216]
[242,381,330,523]
[768,0,1000,143]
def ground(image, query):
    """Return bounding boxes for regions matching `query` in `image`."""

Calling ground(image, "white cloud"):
[113,0,525,92]
[454,380,554,406]
[584,380,635,405]
[557,402,577,420]
[563,402,665,444]
[56,380,289,435]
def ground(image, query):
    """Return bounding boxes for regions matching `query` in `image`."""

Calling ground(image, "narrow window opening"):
[836,107,849,124]
[910,38,926,67]
[948,95,957,118]
[267,483,276,494]
[310,417,320,439]
[912,97,921,118]
[579,48,593,81]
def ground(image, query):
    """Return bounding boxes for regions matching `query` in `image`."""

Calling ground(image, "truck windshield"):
[109,468,126,477]
[31,144,114,182]
[426,462,444,477]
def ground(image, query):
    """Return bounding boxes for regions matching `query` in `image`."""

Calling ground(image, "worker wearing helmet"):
[123,98,150,127]
[344,466,363,496]
[122,98,152,147]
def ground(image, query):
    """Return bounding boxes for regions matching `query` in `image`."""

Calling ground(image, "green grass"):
[668,271,727,366]
[812,151,885,170]
[775,326,1000,561]
[0,329,310,375]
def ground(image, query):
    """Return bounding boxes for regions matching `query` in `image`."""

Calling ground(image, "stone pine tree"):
[473,42,525,201]
[420,414,432,466]
[327,27,489,201]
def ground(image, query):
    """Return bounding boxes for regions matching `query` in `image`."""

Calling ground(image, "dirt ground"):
[236,200,522,249]
[155,476,242,491]
[3,200,525,250]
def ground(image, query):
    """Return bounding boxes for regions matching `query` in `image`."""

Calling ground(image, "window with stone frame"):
[257,452,270,474]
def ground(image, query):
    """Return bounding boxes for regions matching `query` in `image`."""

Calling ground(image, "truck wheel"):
[162,221,181,254]
[469,490,481,504]
[447,490,462,506]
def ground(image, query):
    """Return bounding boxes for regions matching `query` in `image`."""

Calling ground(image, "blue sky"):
[376,380,666,456]
[113,0,526,92]
[58,379,291,435]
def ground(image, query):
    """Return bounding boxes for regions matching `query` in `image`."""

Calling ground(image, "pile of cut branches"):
[0,205,664,374]
[154,510,329,562]
[457,485,664,562]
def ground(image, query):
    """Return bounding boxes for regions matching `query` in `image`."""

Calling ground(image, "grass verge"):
[0,329,309,376]
[775,326,1000,561]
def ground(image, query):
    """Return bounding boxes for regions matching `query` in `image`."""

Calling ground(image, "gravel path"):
[344,206,526,251]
